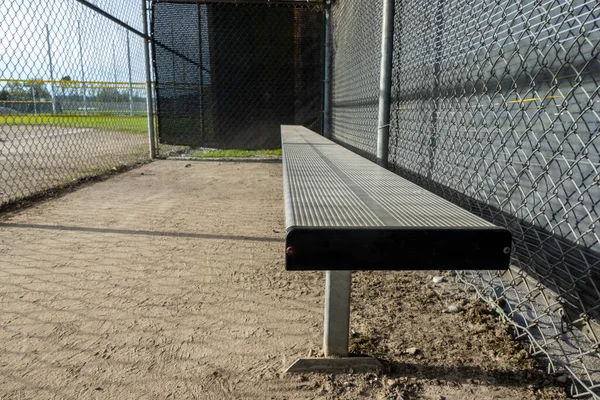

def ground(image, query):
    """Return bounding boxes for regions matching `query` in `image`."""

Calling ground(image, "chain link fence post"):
[45,23,57,114]
[322,0,332,139]
[376,0,394,168]
[127,31,135,117]
[142,0,156,159]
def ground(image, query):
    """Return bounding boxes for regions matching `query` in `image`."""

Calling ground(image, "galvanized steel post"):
[45,23,57,114]
[30,82,37,115]
[77,20,88,116]
[322,1,332,138]
[197,4,205,134]
[141,0,156,159]
[323,270,352,357]
[376,0,395,168]
[126,31,134,117]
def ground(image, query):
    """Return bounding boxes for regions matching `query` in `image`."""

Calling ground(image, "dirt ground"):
[0,125,147,204]
[0,160,567,399]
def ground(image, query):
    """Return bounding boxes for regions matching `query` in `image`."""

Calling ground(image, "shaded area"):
[0,223,283,243]
[151,2,323,149]
[392,164,600,323]
[328,0,600,396]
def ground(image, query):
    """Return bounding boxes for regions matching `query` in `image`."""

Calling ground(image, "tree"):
[96,87,128,102]
[59,75,72,99]
[0,87,8,101]
[6,80,50,101]
[5,81,29,100]
[26,81,51,101]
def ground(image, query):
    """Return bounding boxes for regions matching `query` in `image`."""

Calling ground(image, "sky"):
[0,0,148,91]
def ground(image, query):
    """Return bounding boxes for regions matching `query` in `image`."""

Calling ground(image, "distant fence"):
[0,0,154,207]
[0,101,57,114]
[151,0,324,151]
[0,78,149,116]
[329,1,599,398]
[0,100,147,115]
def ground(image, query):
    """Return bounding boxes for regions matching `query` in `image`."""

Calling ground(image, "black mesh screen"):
[151,2,323,149]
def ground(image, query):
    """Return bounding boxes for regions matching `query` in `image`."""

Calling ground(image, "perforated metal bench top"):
[281,125,512,271]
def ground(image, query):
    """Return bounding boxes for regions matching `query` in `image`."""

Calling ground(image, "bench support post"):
[285,269,382,373]
[323,270,351,357]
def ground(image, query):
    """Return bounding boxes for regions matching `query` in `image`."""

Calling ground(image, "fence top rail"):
[281,125,512,271]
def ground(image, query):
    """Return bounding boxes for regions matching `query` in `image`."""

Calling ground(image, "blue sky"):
[0,0,147,89]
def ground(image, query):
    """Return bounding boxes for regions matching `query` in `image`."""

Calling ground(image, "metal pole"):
[45,23,57,114]
[171,23,176,83]
[74,0,146,38]
[428,0,444,179]
[112,41,118,84]
[323,270,351,357]
[77,20,88,115]
[127,31,134,116]
[112,40,119,110]
[322,1,332,138]
[197,4,204,133]
[142,0,156,159]
[376,0,395,168]
[31,82,37,116]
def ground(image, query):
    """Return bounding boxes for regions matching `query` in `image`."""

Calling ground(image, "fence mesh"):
[330,1,382,160]
[2,0,600,396]
[151,1,323,152]
[0,0,150,207]
[330,0,600,397]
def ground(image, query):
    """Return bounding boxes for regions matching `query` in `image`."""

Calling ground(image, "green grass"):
[191,149,282,158]
[0,114,148,134]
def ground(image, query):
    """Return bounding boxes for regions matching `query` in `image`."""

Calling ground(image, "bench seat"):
[281,125,511,271]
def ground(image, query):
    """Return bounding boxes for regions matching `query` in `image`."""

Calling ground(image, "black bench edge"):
[285,226,512,271]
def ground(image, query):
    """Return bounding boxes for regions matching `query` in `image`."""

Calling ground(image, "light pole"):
[46,23,57,114]
[77,20,88,115]
[126,31,134,116]
[30,81,37,115]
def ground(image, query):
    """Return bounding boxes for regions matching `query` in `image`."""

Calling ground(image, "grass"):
[191,149,282,158]
[0,114,148,134]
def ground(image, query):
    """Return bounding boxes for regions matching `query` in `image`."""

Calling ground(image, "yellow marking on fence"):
[0,100,53,104]
[0,78,147,86]
[0,78,209,90]
[507,95,563,104]
[56,83,146,89]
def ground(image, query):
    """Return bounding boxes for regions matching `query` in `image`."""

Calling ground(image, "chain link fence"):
[329,0,382,160]
[330,0,600,397]
[3,0,600,396]
[0,0,152,207]
[151,0,323,154]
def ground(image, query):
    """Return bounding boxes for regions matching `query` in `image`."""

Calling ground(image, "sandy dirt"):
[0,160,567,399]
[0,125,147,204]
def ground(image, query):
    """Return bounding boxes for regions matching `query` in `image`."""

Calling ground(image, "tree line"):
[0,76,144,103]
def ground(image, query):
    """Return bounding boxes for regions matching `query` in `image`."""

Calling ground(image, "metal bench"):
[281,125,512,372]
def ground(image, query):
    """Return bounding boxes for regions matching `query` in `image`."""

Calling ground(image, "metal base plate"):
[285,357,383,373]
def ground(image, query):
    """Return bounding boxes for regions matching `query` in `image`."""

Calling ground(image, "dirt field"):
[0,160,567,399]
[0,125,147,204]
